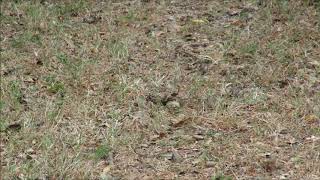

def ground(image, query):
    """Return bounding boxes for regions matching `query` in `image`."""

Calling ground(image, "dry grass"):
[1,0,320,179]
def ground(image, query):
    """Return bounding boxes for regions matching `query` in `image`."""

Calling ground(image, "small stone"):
[265,153,271,158]
[26,148,35,154]
[39,22,47,31]
[166,101,180,110]
[280,174,290,180]
[193,135,205,140]
[160,152,174,160]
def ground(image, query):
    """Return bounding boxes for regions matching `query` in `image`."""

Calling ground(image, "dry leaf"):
[83,14,101,24]
[91,48,99,54]
[6,121,22,131]
[191,19,206,24]
[304,114,319,124]
[180,135,194,141]
[306,136,320,143]
[23,77,36,83]
[102,165,111,173]
[261,159,277,173]
[100,165,114,180]
[227,8,242,16]
[172,116,191,127]
[205,161,215,168]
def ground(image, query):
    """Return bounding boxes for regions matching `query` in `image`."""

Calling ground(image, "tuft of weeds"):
[44,75,65,95]
[211,174,233,180]
[94,144,111,160]
[107,38,129,60]
[54,0,87,17]
[11,31,42,49]
[55,53,86,81]
[8,80,23,106]
[241,42,258,56]
[25,3,43,22]
[119,9,137,23]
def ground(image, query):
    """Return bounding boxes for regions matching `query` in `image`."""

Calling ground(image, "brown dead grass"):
[1,0,320,179]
